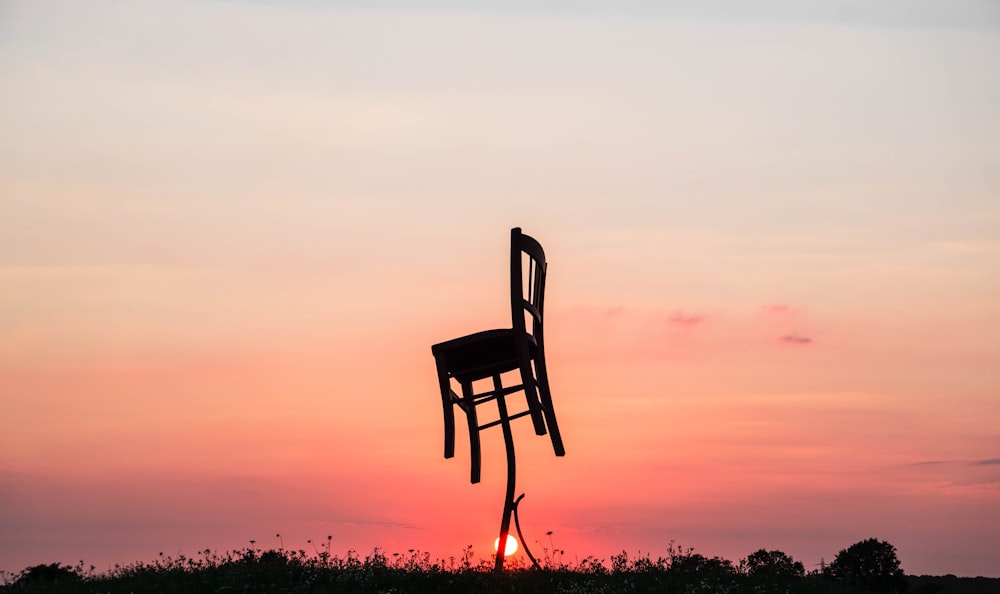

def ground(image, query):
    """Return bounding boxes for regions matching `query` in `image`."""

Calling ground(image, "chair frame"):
[431,227,565,572]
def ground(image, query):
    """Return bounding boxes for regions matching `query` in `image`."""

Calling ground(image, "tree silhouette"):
[745,549,805,578]
[16,563,81,585]
[669,552,735,576]
[829,538,907,593]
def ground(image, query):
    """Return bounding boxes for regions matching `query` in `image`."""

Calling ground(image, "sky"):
[2,0,999,579]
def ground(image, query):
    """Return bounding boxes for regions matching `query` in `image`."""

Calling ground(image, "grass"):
[0,541,924,594]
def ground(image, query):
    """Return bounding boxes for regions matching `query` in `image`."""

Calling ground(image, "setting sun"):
[493,535,518,557]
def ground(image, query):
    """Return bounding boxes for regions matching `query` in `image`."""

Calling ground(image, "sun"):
[493,534,518,556]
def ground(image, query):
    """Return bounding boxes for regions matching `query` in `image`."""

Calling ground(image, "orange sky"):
[2,0,999,578]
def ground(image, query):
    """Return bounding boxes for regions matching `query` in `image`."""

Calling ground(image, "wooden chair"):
[432,227,565,484]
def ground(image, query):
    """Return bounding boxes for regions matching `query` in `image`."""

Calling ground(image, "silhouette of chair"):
[432,227,565,483]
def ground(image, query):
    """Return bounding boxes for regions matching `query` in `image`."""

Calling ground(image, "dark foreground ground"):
[2,549,996,594]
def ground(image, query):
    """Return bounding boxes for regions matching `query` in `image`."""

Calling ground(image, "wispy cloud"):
[668,312,703,327]
[779,333,812,345]
[762,304,793,314]
[971,458,1000,466]
[603,305,626,319]
[340,519,424,530]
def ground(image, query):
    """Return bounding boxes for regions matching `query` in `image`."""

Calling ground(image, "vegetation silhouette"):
[746,548,806,578]
[828,538,907,593]
[4,538,994,593]
[6,564,80,588]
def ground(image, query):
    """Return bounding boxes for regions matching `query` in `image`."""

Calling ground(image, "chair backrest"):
[510,227,546,344]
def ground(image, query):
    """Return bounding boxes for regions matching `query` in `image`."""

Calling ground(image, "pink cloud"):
[762,304,793,314]
[668,312,704,327]
[603,305,626,318]
[779,333,812,345]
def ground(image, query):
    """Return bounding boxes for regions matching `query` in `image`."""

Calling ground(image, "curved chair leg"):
[435,356,456,459]
[461,380,482,484]
[534,357,565,457]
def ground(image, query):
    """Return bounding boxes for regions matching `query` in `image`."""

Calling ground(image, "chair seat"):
[432,328,538,384]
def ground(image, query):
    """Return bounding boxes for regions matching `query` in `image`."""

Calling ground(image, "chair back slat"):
[510,228,546,341]
[522,301,542,325]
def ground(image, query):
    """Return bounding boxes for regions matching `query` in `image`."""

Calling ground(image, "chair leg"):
[436,356,456,459]
[519,360,548,436]
[535,357,565,457]
[492,372,517,572]
[461,380,482,484]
